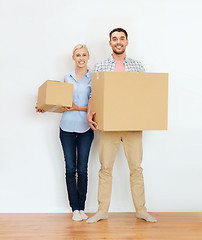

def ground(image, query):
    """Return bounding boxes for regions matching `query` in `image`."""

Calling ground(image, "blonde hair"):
[73,44,89,56]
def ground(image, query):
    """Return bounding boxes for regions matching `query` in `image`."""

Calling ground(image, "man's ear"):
[109,40,112,47]
[126,39,128,46]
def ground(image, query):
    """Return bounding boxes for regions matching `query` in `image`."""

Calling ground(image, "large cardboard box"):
[91,72,168,131]
[37,80,73,113]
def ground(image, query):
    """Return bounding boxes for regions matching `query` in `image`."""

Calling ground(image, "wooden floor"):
[0,213,202,240]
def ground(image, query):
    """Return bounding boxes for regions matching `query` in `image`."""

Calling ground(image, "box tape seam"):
[49,106,60,112]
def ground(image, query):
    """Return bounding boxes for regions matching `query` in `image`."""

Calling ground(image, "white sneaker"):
[72,210,82,221]
[80,210,88,220]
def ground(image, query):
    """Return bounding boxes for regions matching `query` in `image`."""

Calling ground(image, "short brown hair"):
[109,28,128,40]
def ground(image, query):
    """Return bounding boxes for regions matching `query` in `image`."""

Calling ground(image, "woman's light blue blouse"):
[59,69,91,133]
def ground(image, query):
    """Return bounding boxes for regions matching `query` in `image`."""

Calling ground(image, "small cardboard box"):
[91,72,168,131]
[37,80,73,113]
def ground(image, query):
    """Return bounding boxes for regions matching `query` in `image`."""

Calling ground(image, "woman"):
[37,44,94,221]
[59,44,94,221]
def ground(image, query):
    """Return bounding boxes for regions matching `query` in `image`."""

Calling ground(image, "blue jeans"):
[59,128,94,211]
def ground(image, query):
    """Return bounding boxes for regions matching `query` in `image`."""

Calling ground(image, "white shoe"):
[72,210,82,221]
[80,210,88,220]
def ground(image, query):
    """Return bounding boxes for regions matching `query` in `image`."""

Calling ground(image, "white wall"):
[0,0,202,213]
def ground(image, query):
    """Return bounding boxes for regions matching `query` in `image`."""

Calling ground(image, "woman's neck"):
[75,67,88,81]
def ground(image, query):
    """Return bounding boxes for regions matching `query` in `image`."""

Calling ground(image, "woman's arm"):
[79,106,87,112]
[63,78,87,111]
[63,103,87,112]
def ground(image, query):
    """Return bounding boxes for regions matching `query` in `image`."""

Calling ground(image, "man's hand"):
[62,103,79,111]
[87,112,98,131]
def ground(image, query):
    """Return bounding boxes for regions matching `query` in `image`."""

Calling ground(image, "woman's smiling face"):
[72,47,89,68]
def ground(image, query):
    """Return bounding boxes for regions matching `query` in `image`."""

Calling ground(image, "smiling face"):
[72,47,89,69]
[109,31,128,55]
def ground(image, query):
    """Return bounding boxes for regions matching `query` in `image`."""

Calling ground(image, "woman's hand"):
[87,112,98,131]
[62,103,80,111]
[35,105,45,113]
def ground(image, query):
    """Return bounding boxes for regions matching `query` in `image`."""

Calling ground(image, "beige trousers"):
[98,131,147,215]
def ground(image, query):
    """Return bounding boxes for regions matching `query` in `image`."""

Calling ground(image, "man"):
[86,28,157,223]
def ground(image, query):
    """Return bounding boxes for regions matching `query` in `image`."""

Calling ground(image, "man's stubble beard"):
[113,49,125,55]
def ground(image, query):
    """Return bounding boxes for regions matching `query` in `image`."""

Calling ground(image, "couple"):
[39,28,157,223]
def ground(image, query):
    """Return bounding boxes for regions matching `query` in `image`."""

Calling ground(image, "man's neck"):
[112,52,126,61]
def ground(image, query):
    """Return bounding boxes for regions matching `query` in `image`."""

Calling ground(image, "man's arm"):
[86,98,97,131]
[94,62,102,73]
[136,60,145,72]
[140,64,145,72]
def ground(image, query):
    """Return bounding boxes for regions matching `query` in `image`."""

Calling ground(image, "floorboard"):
[0,213,202,240]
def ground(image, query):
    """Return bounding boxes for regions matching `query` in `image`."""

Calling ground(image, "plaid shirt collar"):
[109,54,128,63]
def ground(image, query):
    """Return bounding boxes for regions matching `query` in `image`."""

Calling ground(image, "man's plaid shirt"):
[94,55,145,73]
